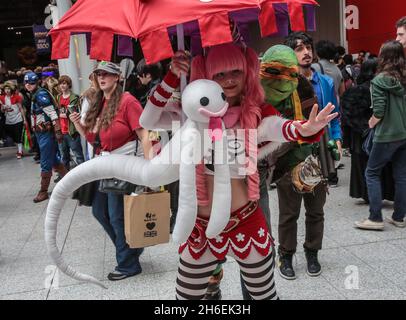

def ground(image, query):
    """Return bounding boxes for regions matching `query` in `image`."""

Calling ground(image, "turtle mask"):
[260,45,299,107]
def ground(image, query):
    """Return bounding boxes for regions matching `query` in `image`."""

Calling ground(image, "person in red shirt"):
[0,81,27,158]
[56,75,84,171]
[69,61,152,281]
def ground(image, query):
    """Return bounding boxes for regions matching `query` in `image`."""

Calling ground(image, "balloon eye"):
[221,92,226,101]
[200,97,210,106]
[291,72,299,78]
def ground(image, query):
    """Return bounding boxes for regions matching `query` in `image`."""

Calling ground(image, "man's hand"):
[368,115,381,129]
[137,73,152,86]
[292,103,338,137]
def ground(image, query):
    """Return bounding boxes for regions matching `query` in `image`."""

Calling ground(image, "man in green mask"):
[259,44,327,281]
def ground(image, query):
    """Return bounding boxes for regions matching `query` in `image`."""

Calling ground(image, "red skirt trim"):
[179,201,274,260]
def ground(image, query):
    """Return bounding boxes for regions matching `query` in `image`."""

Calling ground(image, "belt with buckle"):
[34,122,52,133]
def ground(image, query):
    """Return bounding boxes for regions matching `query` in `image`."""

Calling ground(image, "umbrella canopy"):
[50,0,318,64]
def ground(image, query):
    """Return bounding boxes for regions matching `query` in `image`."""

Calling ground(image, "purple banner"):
[304,5,316,32]
[32,24,51,55]
[117,35,133,57]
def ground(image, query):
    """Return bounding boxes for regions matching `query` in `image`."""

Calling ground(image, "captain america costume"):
[24,71,67,203]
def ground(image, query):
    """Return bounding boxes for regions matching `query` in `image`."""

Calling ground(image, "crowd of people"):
[1,15,406,300]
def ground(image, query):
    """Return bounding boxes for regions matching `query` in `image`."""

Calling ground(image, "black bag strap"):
[91,98,105,151]
[317,62,325,75]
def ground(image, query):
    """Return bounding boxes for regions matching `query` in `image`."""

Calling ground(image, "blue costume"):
[310,70,341,141]
[24,72,66,203]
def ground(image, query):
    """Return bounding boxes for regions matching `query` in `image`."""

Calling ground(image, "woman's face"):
[96,71,119,93]
[59,82,69,93]
[212,69,245,100]
[4,87,11,95]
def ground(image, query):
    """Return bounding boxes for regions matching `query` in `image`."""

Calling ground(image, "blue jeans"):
[366,139,406,222]
[92,187,143,275]
[59,133,85,170]
[35,131,61,173]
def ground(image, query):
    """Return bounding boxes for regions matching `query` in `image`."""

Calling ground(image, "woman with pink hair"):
[140,43,336,300]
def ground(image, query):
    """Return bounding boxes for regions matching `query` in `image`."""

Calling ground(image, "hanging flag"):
[32,24,51,55]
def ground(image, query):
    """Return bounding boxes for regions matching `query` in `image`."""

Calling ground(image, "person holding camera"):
[69,61,152,281]
[56,75,85,171]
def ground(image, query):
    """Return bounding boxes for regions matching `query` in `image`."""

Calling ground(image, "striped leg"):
[233,247,278,300]
[176,248,220,300]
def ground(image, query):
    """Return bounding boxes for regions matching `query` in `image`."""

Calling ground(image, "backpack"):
[343,65,356,90]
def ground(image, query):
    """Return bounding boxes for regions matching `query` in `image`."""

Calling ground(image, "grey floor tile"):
[0,289,48,300]
[47,283,104,300]
[18,239,49,259]
[154,271,177,300]
[62,238,105,253]
[7,258,54,276]
[150,253,180,273]
[322,264,405,299]
[367,257,406,292]
[275,272,343,300]
[317,247,365,271]
[346,242,406,265]
[387,239,406,254]
[0,271,50,295]
[148,241,180,257]
[60,247,105,266]
[99,273,158,300]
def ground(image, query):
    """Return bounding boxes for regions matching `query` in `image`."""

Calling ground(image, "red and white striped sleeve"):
[258,115,298,143]
[140,71,182,130]
[258,104,324,144]
[148,71,180,108]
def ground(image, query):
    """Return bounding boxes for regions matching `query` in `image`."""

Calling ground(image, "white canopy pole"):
[176,24,187,123]
[176,24,188,92]
[52,0,96,95]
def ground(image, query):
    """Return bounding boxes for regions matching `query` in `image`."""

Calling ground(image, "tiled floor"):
[0,147,405,300]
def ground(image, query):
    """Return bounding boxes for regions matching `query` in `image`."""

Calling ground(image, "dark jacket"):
[341,81,372,134]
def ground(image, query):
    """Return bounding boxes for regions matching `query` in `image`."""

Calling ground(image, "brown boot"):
[203,269,223,300]
[33,172,52,203]
[53,163,68,179]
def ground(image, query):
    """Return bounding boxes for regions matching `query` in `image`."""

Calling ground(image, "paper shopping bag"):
[124,191,170,248]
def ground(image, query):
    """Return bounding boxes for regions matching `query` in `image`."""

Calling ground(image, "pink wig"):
[192,43,264,205]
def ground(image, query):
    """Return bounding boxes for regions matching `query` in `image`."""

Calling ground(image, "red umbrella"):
[50,0,318,64]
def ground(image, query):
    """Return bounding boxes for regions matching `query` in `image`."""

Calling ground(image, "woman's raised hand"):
[170,51,191,78]
[292,103,338,137]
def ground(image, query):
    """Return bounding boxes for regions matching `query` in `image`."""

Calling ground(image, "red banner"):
[346,0,406,54]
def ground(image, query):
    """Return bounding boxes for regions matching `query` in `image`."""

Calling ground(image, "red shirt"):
[86,93,143,152]
[59,96,70,134]
[0,94,22,105]
[0,94,23,125]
